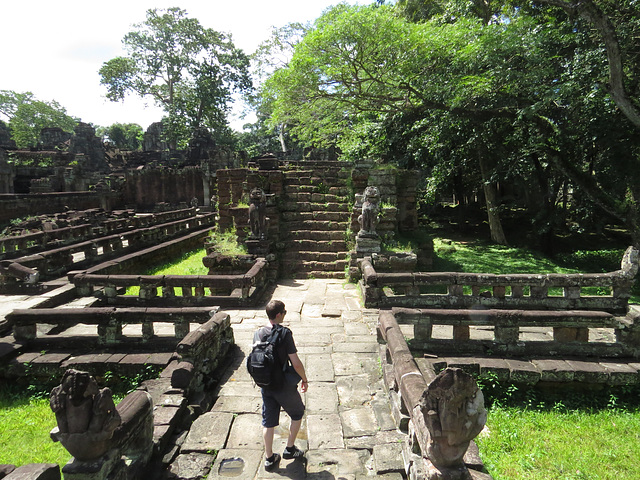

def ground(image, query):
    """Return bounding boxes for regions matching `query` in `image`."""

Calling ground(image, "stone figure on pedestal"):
[248,188,268,240]
[358,186,380,238]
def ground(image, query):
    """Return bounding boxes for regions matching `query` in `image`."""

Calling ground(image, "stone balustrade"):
[361,246,639,314]
[69,258,269,307]
[0,208,199,259]
[1,214,216,283]
[7,307,218,347]
[378,310,489,480]
[392,305,640,358]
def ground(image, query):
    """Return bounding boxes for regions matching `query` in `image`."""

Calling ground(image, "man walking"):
[254,299,308,471]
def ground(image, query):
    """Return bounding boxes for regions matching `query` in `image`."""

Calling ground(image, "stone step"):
[282,211,350,222]
[284,191,348,204]
[285,270,346,279]
[281,251,348,262]
[281,202,351,213]
[282,220,350,232]
[285,239,348,252]
[281,259,349,273]
[285,230,346,241]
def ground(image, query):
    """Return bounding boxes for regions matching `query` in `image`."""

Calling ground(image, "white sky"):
[1,0,366,132]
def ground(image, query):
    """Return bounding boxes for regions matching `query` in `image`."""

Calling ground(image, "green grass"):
[125,247,208,295]
[478,407,640,480]
[208,229,248,256]
[475,377,640,480]
[0,391,70,468]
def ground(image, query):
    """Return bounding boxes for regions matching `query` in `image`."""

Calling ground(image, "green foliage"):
[99,7,251,148]
[0,90,77,148]
[430,237,639,301]
[208,229,248,256]
[99,123,144,150]
[474,374,640,479]
[261,1,640,244]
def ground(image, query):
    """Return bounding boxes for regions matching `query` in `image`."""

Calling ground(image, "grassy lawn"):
[125,247,208,295]
[430,237,639,302]
[0,391,70,467]
[478,406,640,480]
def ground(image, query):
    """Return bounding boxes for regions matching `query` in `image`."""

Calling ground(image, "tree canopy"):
[261,1,640,247]
[99,7,252,149]
[0,90,78,149]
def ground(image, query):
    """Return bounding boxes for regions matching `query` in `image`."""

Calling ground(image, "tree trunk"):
[478,155,508,245]
[279,123,288,153]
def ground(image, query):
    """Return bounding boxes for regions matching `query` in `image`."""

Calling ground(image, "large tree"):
[99,7,252,149]
[0,90,77,148]
[264,2,640,246]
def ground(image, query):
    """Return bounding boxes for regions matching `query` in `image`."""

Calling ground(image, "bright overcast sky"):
[1,1,367,132]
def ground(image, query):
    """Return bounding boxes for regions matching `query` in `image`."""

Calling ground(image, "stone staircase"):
[279,162,353,279]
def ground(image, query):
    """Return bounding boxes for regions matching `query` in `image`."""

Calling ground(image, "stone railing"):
[392,305,640,358]
[69,257,269,307]
[2,214,216,282]
[0,208,199,259]
[361,246,639,314]
[7,306,218,347]
[378,310,491,480]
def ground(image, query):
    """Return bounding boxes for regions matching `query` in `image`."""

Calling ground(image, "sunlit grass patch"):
[478,407,640,480]
[125,248,208,295]
[0,392,70,468]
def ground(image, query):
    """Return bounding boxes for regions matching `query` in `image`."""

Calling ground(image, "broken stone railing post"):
[50,369,154,480]
[378,310,489,480]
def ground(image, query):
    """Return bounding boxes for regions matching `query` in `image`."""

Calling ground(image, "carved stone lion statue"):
[50,369,121,461]
[358,186,380,237]
[248,188,268,240]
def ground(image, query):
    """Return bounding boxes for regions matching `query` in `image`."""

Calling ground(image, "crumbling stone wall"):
[122,167,204,210]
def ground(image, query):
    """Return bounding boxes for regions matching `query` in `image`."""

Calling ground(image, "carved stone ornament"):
[421,367,487,479]
[358,186,380,238]
[248,188,268,240]
[50,369,121,461]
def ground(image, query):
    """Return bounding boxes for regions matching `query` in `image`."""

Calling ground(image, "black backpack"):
[247,325,288,389]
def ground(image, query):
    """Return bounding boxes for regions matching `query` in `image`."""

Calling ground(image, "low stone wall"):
[361,246,639,314]
[0,192,120,224]
[71,258,270,308]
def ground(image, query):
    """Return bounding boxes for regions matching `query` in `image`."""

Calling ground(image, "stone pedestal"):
[246,239,270,256]
[356,234,381,255]
[61,449,119,480]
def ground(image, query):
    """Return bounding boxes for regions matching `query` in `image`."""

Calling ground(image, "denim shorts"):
[261,383,305,428]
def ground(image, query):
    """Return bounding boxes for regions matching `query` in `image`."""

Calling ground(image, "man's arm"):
[288,352,308,392]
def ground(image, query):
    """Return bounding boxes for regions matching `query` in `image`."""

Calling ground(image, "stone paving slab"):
[181,412,234,453]
[210,395,262,415]
[336,375,374,408]
[306,382,339,414]
[306,449,369,477]
[227,413,264,450]
[306,354,336,382]
[307,413,345,449]
[207,449,262,480]
[340,406,379,437]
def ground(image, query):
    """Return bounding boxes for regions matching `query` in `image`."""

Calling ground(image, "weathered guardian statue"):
[358,186,380,237]
[50,369,121,461]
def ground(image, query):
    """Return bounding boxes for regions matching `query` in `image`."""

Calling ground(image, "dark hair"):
[266,299,285,320]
